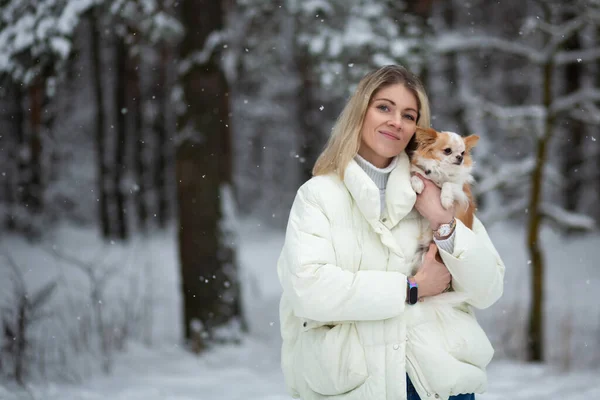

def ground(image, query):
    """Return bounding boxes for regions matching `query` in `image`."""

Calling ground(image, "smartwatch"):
[407,276,418,305]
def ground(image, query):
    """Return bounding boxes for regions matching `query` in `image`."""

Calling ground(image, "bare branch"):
[0,251,26,296]
[43,246,92,277]
[540,203,596,230]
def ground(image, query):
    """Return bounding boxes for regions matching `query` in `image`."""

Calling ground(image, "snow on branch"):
[555,47,600,65]
[521,15,587,39]
[550,88,600,115]
[178,31,225,76]
[570,103,600,125]
[543,16,587,53]
[432,33,544,63]
[465,95,546,121]
[474,157,535,195]
[478,197,529,226]
[540,203,596,231]
[0,0,97,82]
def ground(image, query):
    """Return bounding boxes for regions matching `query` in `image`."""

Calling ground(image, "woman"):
[277,65,505,400]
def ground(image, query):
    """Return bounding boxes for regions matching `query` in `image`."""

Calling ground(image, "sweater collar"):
[343,151,416,226]
[354,154,397,190]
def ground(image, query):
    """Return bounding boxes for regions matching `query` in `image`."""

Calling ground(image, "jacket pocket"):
[435,304,494,368]
[295,322,368,396]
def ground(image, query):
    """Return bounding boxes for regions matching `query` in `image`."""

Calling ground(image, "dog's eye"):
[461,151,465,155]
[444,148,452,155]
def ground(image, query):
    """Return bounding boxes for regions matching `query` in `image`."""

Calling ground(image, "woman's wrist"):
[430,214,454,230]
[433,217,457,240]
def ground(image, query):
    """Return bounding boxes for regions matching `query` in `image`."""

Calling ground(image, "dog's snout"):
[456,154,463,162]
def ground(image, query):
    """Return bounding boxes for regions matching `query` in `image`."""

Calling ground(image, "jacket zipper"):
[406,352,432,397]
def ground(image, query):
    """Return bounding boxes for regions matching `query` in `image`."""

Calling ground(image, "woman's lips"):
[379,131,399,140]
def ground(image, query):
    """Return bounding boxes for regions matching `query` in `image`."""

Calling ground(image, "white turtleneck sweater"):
[354,154,455,254]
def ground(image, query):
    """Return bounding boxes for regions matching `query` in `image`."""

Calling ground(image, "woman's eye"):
[376,104,390,112]
[444,148,452,155]
[403,114,415,121]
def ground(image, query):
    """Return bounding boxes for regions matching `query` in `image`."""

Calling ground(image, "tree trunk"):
[597,27,600,224]
[3,77,23,231]
[442,2,471,135]
[526,59,554,363]
[155,45,170,229]
[89,10,111,239]
[295,48,321,183]
[114,35,129,240]
[130,53,148,232]
[27,78,44,216]
[176,0,240,350]
[562,18,583,215]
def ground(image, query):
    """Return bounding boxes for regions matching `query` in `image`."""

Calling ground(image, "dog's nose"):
[456,155,463,162]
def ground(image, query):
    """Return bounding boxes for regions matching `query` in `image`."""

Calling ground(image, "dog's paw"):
[411,175,424,194]
[441,193,454,210]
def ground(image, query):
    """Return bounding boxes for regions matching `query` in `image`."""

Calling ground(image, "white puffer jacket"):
[277,151,505,400]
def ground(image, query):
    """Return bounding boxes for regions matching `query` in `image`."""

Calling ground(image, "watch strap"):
[407,276,418,305]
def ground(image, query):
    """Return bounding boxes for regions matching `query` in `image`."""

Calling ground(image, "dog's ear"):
[415,127,438,146]
[464,135,480,152]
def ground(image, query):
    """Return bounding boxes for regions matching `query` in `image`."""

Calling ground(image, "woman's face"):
[358,83,419,168]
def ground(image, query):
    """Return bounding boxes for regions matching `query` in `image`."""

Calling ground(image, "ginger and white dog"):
[408,127,479,276]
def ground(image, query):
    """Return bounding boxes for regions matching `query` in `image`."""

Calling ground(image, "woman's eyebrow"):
[373,97,395,105]
[373,98,418,114]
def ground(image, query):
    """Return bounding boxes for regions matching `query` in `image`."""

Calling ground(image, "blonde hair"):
[312,65,431,178]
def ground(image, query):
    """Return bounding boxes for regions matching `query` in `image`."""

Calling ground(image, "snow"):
[1,217,600,399]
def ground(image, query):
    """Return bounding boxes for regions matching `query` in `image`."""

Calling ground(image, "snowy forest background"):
[1,0,600,395]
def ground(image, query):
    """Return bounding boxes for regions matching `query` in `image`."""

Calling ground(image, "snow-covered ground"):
[2,339,600,400]
[1,217,600,399]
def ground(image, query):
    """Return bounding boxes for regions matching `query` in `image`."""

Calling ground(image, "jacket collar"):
[343,151,416,228]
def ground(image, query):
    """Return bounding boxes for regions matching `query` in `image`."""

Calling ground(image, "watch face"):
[409,287,418,305]
[438,224,451,236]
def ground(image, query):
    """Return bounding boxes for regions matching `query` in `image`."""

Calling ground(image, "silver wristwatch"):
[433,217,456,240]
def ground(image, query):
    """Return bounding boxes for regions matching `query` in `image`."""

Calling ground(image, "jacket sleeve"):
[438,216,505,309]
[277,184,408,322]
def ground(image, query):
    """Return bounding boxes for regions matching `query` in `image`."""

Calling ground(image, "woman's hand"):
[413,244,451,298]
[413,174,455,230]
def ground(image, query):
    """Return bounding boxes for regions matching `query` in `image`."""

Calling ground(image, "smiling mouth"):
[379,131,399,140]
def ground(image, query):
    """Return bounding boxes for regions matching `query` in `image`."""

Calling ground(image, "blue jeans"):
[407,375,474,400]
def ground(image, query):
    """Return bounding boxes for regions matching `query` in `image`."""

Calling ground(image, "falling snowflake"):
[319,105,324,111]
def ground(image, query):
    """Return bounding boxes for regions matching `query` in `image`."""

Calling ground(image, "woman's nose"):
[387,114,402,129]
